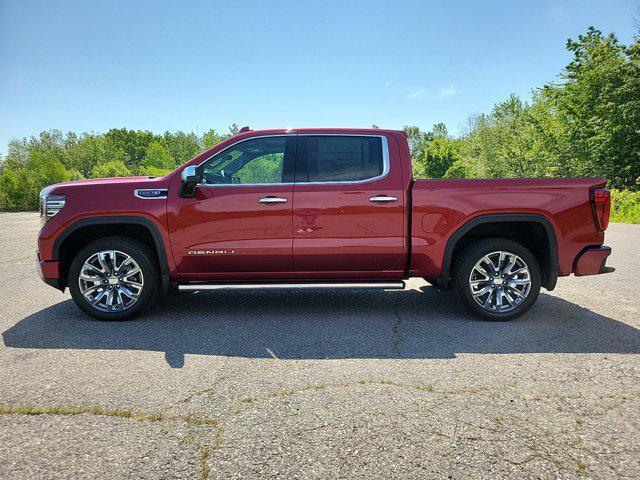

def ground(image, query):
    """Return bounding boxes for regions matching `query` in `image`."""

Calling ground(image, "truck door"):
[168,135,296,278]
[292,134,406,276]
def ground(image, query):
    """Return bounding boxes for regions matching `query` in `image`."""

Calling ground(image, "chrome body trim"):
[181,166,197,182]
[134,188,168,199]
[39,193,66,225]
[297,134,390,185]
[259,197,288,204]
[194,133,390,187]
[178,281,405,291]
[369,195,398,202]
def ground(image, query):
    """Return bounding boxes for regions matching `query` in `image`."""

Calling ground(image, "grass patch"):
[576,459,588,473]
[611,189,640,224]
[0,404,135,418]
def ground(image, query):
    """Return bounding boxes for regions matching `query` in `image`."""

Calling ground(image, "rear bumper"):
[574,246,613,276]
[36,252,64,291]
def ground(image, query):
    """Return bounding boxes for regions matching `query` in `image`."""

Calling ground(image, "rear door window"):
[304,136,384,182]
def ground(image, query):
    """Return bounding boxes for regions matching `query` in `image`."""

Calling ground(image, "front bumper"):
[573,246,613,276]
[36,252,64,291]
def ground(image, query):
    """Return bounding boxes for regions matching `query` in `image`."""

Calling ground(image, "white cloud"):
[384,81,393,87]
[434,83,459,99]
[406,84,458,100]
[407,87,426,100]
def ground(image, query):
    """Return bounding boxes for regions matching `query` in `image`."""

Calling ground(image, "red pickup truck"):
[37,128,612,321]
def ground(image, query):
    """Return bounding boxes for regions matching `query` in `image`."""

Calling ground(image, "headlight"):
[40,194,66,225]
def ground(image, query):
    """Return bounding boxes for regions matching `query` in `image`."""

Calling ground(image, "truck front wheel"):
[68,237,158,321]
[453,238,541,321]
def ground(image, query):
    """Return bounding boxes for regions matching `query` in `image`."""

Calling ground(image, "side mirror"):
[179,166,199,198]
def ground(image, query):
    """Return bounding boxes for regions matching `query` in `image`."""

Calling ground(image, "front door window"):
[200,137,286,185]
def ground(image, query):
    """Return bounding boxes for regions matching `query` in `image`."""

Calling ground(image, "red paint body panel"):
[291,132,409,275]
[574,246,612,276]
[36,251,60,279]
[36,128,611,290]
[37,175,177,278]
[167,183,294,275]
[409,178,607,279]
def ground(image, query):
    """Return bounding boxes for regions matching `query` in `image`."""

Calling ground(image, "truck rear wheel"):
[453,238,541,321]
[68,237,158,321]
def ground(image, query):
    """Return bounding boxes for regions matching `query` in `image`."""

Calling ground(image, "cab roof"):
[235,127,405,136]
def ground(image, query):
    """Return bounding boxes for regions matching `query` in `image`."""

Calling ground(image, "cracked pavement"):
[1,212,639,479]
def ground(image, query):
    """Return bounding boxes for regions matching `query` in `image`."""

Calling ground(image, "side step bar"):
[178,281,406,291]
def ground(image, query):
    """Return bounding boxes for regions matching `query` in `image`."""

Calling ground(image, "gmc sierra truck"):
[37,128,613,321]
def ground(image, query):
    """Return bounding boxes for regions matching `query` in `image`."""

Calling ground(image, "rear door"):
[292,134,406,277]
[168,135,296,279]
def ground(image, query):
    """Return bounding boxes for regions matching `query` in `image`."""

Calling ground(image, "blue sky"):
[0,0,638,153]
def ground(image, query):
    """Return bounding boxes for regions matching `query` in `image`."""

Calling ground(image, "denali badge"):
[188,250,235,255]
[134,188,168,199]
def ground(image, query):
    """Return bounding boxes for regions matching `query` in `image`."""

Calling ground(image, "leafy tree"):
[402,126,425,162]
[234,154,283,184]
[201,129,228,149]
[0,123,242,210]
[162,131,201,166]
[228,123,240,136]
[65,134,109,178]
[430,123,448,139]
[416,124,463,178]
[465,95,546,178]
[66,169,85,181]
[91,160,132,178]
[0,149,69,210]
[103,128,156,171]
[140,141,174,176]
[540,27,640,188]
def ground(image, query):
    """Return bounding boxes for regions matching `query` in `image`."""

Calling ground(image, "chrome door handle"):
[259,197,288,204]
[369,195,397,203]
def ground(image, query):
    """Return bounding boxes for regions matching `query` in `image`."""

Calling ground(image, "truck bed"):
[409,177,607,281]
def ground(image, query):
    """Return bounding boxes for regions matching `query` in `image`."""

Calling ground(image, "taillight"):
[591,188,610,231]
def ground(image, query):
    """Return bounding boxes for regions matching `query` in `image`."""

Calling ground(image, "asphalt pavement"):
[1,212,638,479]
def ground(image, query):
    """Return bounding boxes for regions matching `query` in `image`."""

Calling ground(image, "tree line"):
[1,27,639,217]
[0,124,241,210]
[406,27,639,189]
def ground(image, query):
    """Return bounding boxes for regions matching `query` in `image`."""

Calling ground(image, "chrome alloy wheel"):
[78,250,144,313]
[468,251,532,313]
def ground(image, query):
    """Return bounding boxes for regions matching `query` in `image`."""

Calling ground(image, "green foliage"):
[0,26,638,224]
[65,133,109,178]
[91,160,132,178]
[403,126,425,163]
[461,95,553,178]
[201,129,230,150]
[162,131,202,166]
[446,27,640,188]
[611,189,640,223]
[103,128,154,171]
[234,154,283,184]
[140,141,175,176]
[422,130,463,178]
[0,148,69,210]
[410,124,463,179]
[540,27,640,188]
[0,124,238,210]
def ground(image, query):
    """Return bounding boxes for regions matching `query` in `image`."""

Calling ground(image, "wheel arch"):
[53,216,171,292]
[438,213,559,291]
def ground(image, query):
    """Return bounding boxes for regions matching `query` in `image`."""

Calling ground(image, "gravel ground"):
[0,212,638,479]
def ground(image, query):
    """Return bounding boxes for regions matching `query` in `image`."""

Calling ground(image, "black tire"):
[68,237,159,321]
[453,238,541,321]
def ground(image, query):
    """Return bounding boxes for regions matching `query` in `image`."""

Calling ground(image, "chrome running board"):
[178,281,405,291]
